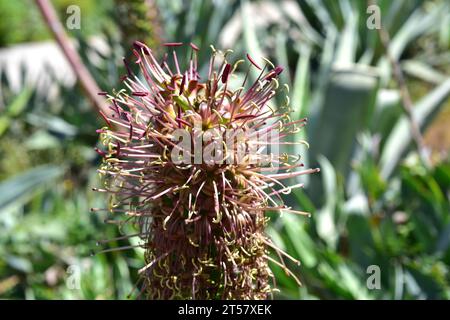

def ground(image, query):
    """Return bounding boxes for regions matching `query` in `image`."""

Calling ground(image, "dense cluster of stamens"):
[93,40,319,299]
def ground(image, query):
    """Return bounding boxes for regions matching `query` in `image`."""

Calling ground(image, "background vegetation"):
[0,0,449,299]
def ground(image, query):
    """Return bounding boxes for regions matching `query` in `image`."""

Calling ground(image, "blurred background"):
[0,0,449,299]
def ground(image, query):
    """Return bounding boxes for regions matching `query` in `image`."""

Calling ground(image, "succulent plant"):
[93,41,319,299]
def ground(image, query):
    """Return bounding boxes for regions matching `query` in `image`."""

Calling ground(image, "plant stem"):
[35,0,111,118]
[372,0,430,167]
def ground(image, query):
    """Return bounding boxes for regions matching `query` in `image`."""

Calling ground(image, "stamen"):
[163,42,183,47]
[173,51,181,75]
[189,42,199,51]
[123,58,133,77]
[221,63,232,84]
[132,91,148,97]
[92,244,144,255]
[246,53,262,70]
[99,110,111,126]
[133,49,142,64]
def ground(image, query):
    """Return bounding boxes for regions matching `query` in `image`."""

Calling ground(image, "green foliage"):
[235,0,450,299]
[0,0,113,47]
[269,159,450,299]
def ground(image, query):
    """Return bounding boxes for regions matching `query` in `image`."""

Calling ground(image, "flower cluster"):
[93,41,319,299]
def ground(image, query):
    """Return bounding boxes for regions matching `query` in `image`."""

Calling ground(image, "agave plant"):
[93,41,318,299]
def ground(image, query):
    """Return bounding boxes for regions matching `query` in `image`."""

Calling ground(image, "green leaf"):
[371,89,402,141]
[26,113,78,137]
[282,214,317,268]
[5,255,33,273]
[389,4,444,61]
[291,45,311,182]
[6,87,32,117]
[402,60,447,85]
[24,130,60,150]
[291,45,311,120]
[275,33,291,85]
[0,165,65,212]
[309,67,379,177]
[0,116,11,136]
[0,88,33,136]
[241,0,265,79]
[315,155,338,248]
[380,78,450,178]
[334,0,358,66]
